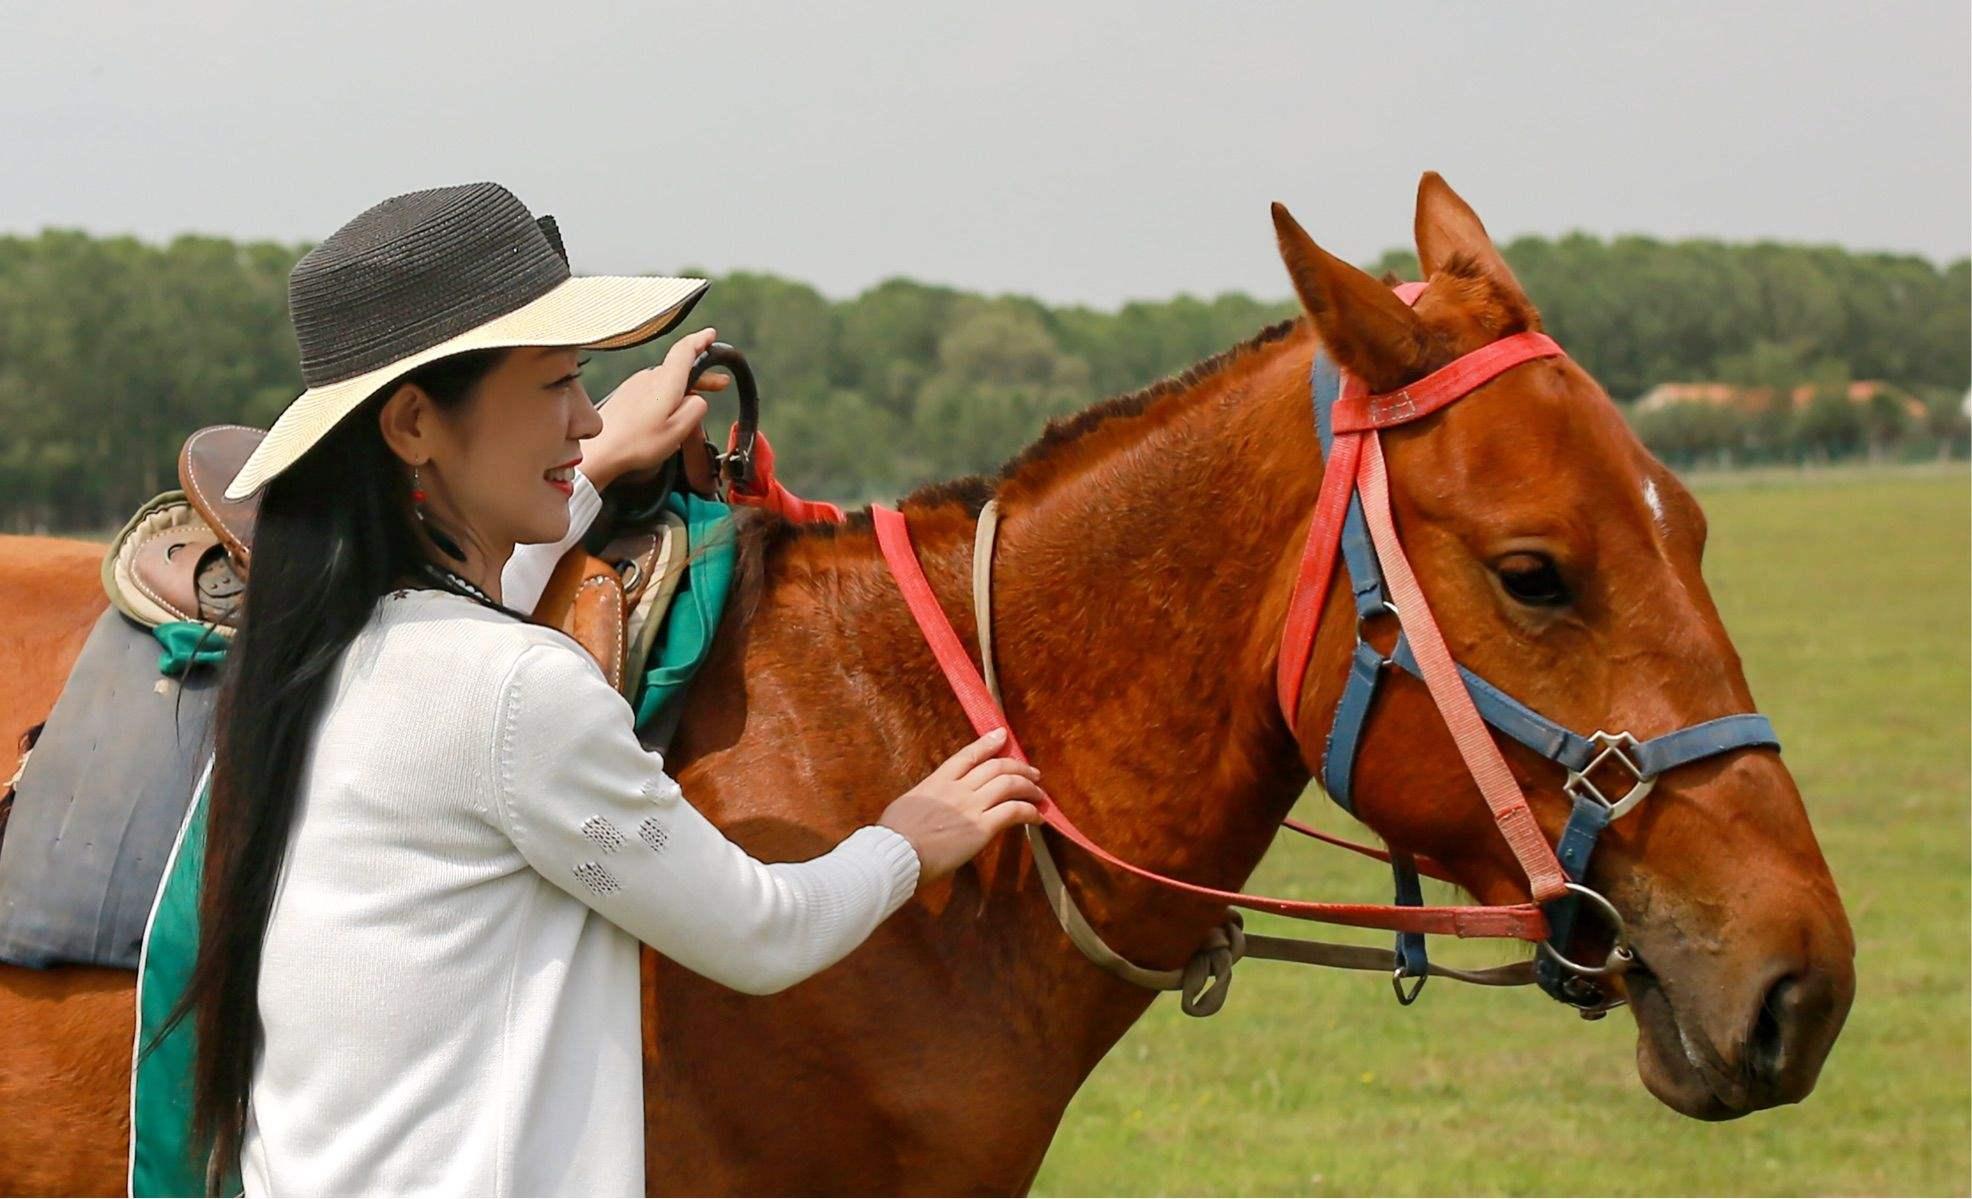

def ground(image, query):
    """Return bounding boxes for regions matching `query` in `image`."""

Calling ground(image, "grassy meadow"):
[1032,467,1971,1196]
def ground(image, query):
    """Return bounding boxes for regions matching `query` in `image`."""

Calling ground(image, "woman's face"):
[383,346,603,557]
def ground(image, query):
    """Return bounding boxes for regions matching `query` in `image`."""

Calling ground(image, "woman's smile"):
[545,455,581,497]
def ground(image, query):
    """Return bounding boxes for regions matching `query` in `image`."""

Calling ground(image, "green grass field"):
[1032,467,1971,1197]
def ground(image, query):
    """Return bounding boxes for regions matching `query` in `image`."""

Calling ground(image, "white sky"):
[3,1,1966,306]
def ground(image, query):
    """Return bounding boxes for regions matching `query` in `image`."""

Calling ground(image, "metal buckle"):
[1538,882,1636,978]
[1564,730,1656,819]
[1391,966,1427,1005]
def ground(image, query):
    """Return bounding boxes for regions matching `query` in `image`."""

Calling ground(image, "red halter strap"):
[1331,331,1563,434]
[1274,291,1569,903]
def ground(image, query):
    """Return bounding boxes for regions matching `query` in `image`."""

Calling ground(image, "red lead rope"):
[868,503,1547,940]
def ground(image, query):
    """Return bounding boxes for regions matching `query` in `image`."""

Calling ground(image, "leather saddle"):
[110,424,716,683]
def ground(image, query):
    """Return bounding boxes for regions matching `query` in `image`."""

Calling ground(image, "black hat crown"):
[287,182,571,388]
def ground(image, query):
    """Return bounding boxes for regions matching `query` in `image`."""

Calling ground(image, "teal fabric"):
[152,621,228,676]
[132,776,238,1197]
[629,492,738,731]
[138,623,231,1192]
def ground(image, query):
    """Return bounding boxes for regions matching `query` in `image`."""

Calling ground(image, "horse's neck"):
[669,326,1328,1133]
[979,330,1323,965]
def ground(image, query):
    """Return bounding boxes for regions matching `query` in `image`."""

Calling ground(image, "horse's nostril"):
[1749,973,1800,1084]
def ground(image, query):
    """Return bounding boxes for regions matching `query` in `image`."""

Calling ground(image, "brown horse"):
[0,174,1853,1195]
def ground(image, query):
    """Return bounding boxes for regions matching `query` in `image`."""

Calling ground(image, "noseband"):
[869,281,1779,1016]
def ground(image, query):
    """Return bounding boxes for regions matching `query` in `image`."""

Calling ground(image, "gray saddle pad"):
[0,606,219,969]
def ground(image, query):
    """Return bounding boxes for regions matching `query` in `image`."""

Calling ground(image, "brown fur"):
[0,174,1852,1194]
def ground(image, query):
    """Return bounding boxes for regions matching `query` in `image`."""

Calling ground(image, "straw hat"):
[223,182,707,500]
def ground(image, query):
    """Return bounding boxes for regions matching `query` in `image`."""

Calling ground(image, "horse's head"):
[1273,174,1854,1119]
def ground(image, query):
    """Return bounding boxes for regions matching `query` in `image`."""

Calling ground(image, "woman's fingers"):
[656,327,719,384]
[664,393,710,433]
[976,773,1046,810]
[959,755,1039,790]
[981,799,1044,837]
[933,727,1009,781]
[666,326,718,359]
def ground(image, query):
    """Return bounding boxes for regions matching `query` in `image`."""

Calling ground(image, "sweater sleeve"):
[490,641,921,995]
[501,467,605,616]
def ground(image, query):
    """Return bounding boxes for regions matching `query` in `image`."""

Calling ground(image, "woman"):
[176,182,1045,1196]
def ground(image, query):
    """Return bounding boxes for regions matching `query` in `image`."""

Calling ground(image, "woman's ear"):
[377,382,433,466]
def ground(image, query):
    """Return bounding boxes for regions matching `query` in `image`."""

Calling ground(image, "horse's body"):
[0,177,1853,1195]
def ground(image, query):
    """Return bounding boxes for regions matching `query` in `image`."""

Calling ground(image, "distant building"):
[1635,380,1926,421]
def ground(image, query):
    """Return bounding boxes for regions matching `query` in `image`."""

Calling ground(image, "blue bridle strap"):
[1311,352,1390,624]
[1304,347,1782,1008]
[1384,641,1782,775]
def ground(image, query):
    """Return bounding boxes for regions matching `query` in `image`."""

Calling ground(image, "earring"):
[409,463,468,563]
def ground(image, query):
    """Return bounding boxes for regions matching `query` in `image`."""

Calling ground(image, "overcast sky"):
[3,1,1966,307]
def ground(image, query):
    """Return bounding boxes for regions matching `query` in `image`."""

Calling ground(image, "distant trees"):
[1372,236,1970,401]
[0,229,1965,533]
[0,232,299,530]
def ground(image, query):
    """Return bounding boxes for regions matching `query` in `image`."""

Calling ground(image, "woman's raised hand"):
[582,327,726,487]
[878,728,1045,884]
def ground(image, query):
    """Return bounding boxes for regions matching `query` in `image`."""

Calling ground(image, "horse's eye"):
[1495,553,1571,607]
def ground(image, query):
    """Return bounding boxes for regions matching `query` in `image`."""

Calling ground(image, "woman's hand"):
[879,728,1045,884]
[580,326,729,490]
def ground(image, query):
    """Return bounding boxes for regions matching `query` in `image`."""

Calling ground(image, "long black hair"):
[161,346,553,1179]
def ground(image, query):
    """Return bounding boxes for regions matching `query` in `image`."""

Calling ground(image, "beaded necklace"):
[405,558,529,620]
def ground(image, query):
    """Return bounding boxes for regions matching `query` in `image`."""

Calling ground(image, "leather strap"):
[537,550,628,690]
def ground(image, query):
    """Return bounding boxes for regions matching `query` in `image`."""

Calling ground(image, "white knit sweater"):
[237,471,920,1197]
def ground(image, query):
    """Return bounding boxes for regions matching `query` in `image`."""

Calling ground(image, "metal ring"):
[1391,966,1427,1006]
[1538,882,1636,977]
[615,558,642,592]
[1356,599,1403,648]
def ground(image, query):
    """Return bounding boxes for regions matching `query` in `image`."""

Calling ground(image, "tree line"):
[1,228,1965,532]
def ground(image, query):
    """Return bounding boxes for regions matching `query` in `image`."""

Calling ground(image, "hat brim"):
[223,273,710,500]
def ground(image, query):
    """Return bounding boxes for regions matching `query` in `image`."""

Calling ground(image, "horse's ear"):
[1271,201,1429,392]
[1413,172,1539,321]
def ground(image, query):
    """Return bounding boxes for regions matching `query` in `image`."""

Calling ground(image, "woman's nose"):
[573,393,604,439]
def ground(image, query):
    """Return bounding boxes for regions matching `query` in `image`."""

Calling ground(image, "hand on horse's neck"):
[970,330,1327,968]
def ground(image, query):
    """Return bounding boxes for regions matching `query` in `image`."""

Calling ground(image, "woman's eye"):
[1495,553,1571,607]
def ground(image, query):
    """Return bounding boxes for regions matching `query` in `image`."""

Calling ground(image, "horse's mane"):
[801,315,1304,533]
[719,315,1305,629]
